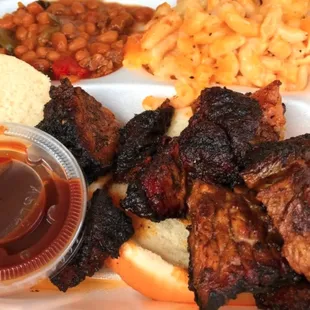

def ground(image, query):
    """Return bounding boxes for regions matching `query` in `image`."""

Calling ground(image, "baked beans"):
[0,0,154,80]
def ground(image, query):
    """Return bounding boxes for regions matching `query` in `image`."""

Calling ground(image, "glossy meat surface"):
[122,138,187,222]
[51,189,134,292]
[37,79,120,183]
[188,181,298,310]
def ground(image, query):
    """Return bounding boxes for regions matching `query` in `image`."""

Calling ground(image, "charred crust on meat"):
[242,134,310,188]
[179,120,241,186]
[193,86,263,163]
[180,86,280,187]
[50,189,134,292]
[37,79,120,183]
[115,100,174,182]
[254,281,310,310]
[121,85,284,222]
[122,138,187,222]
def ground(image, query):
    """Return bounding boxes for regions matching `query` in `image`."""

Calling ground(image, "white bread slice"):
[109,184,189,270]
[167,106,193,137]
[0,55,51,126]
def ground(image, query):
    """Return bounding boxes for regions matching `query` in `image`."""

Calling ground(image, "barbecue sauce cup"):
[0,123,87,295]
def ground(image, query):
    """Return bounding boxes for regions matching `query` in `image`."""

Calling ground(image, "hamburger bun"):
[0,54,51,126]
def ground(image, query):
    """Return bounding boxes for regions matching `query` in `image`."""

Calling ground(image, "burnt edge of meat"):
[115,100,174,182]
[254,281,310,310]
[37,79,119,184]
[180,86,280,188]
[187,181,300,310]
[194,86,264,164]
[241,134,310,188]
[50,189,134,292]
[121,138,187,222]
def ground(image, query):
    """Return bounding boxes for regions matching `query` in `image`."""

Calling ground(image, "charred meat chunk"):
[50,189,134,292]
[192,84,279,164]
[121,83,285,222]
[115,100,174,182]
[254,281,310,310]
[37,79,120,183]
[122,138,187,222]
[188,181,298,310]
[180,83,282,187]
[242,135,310,280]
[179,119,240,186]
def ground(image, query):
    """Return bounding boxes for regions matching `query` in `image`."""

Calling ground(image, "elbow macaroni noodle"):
[124,0,310,108]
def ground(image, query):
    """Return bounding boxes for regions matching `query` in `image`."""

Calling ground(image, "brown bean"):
[16,26,28,41]
[36,12,50,25]
[68,37,87,51]
[111,39,124,49]
[28,23,39,35]
[47,3,66,15]
[46,50,61,61]
[89,42,110,55]
[86,0,99,10]
[22,13,35,28]
[88,54,104,71]
[31,59,50,72]
[62,23,76,36]
[23,37,37,50]
[97,31,118,43]
[21,50,37,63]
[79,32,90,40]
[0,14,15,29]
[86,11,99,23]
[14,45,29,57]
[26,2,44,15]
[13,15,23,26]
[77,24,86,32]
[85,22,96,35]
[51,32,68,52]
[71,2,85,15]
[0,48,6,54]
[36,46,49,58]
[75,48,90,62]
[26,30,37,40]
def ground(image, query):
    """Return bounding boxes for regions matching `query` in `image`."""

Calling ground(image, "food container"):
[0,123,87,296]
[1,0,310,309]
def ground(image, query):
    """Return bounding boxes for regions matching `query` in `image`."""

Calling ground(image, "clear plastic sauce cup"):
[0,123,87,295]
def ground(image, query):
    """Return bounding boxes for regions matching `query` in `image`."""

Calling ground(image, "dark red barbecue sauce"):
[0,139,81,272]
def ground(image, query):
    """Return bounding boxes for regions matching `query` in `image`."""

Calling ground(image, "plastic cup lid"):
[0,123,87,295]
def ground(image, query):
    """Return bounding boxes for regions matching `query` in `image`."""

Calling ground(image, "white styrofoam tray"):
[1,0,310,309]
